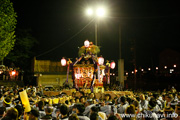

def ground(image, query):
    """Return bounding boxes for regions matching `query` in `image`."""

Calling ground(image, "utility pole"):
[118,23,124,89]
[95,20,98,45]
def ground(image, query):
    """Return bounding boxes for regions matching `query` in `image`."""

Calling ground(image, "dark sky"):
[11,0,180,70]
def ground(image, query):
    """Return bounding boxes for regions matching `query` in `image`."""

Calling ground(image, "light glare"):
[86,8,93,16]
[96,7,105,17]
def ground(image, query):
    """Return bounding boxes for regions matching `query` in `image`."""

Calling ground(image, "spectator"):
[117,96,128,114]
[0,107,6,119]
[29,108,39,120]
[2,107,18,120]
[14,105,23,120]
[75,103,90,120]
[40,105,56,120]
[59,104,69,120]
[69,113,79,120]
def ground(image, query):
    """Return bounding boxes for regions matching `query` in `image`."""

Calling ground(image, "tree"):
[5,29,38,70]
[0,0,17,64]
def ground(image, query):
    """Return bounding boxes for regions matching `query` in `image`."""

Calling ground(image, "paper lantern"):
[110,62,115,69]
[84,40,90,47]
[11,71,16,76]
[98,57,104,65]
[19,90,31,112]
[61,58,66,66]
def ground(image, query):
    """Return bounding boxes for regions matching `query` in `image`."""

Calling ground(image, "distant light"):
[113,73,115,76]
[110,62,116,69]
[170,69,174,72]
[135,70,138,73]
[110,73,112,75]
[39,74,42,76]
[96,7,105,17]
[141,69,144,72]
[156,67,158,70]
[86,8,93,16]
[164,66,167,69]
[173,64,176,68]
[98,57,104,65]
[12,71,16,76]
[61,58,67,66]
[126,72,128,76]
[148,68,151,71]
[132,71,134,74]
[84,40,90,47]
[0,71,2,74]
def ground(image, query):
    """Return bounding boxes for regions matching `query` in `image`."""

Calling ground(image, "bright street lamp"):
[96,7,105,17]
[85,7,106,45]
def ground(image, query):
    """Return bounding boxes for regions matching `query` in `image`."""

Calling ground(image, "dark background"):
[11,0,180,71]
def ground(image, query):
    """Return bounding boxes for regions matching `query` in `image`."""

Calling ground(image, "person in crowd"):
[105,94,112,104]
[80,96,86,105]
[1,107,18,120]
[142,98,158,120]
[14,105,23,120]
[37,100,46,118]
[123,104,136,120]
[29,108,39,120]
[69,113,79,120]
[40,105,56,120]
[90,112,99,120]
[0,107,6,119]
[75,103,90,120]
[84,99,96,117]
[139,94,149,111]
[117,96,129,114]
[108,115,118,120]
[59,104,69,120]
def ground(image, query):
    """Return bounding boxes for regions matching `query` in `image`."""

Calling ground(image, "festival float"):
[61,40,115,92]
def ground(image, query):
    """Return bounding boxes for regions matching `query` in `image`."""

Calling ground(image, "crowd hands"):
[0,85,179,120]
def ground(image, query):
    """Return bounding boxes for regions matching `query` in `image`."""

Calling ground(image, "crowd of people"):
[0,85,179,120]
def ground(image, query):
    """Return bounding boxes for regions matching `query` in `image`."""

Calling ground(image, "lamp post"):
[86,7,106,46]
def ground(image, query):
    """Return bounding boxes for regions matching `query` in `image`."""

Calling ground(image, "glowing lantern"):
[61,58,67,66]
[110,61,116,69]
[11,71,16,76]
[84,40,90,47]
[156,67,158,70]
[19,90,31,112]
[164,66,167,69]
[98,57,104,65]
[173,64,176,68]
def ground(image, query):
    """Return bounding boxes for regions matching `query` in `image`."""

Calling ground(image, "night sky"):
[11,0,180,70]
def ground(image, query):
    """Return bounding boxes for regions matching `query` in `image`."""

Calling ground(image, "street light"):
[96,7,105,17]
[85,7,106,45]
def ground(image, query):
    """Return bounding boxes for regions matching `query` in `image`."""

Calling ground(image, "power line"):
[36,19,94,58]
